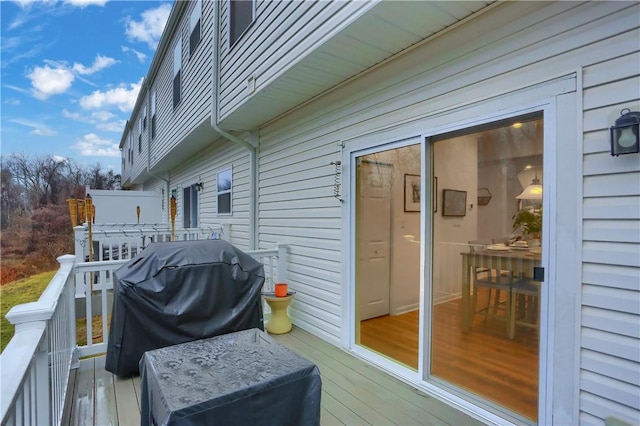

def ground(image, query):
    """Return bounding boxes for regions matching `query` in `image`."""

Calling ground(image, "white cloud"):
[96,120,127,132]
[26,55,117,100]
[121,46,147,62]
[79,78,143,112]
[63,109,124,133]
[4,98,21,105]
[27,64,75,99]
[11,118,56,136]
[72,133,120,157]
[125,3,171,49]
[72,55,117,75]
[63,0,108,7]
[52,155,69,163]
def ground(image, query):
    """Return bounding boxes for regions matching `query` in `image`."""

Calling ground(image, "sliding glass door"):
[354,144,421,370]
[430,113,543,422]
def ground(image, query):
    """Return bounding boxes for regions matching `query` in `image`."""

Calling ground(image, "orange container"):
[274,283,288,297]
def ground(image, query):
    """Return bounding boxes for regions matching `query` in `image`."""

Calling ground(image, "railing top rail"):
[5,255,76,326]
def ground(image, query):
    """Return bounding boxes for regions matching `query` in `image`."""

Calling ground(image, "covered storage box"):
[139,329,321,426]
[105,239,265,377]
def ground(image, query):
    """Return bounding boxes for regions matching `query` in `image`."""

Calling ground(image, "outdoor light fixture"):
[195,182,204,191]
[610,108,640,156]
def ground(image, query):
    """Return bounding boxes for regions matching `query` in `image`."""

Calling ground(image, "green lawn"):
[0,271,56,352]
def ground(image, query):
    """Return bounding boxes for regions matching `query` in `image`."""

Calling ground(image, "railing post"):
[222,223,231,241]
[277,244,288,284]
[73,225,86,260]
[60,255,80,369]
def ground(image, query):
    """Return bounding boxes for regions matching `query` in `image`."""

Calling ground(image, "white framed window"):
[190,0,202,55]
[217,167,232,215]
[229,0,255,47]
[183,184,199,228]
[142,105,147,130]
[173,42,181,109]
[151,90,157,139]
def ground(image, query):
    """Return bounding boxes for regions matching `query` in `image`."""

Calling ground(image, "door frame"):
[340,79,578,424]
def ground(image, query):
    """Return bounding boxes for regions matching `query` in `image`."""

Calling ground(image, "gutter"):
[211,0,258,250]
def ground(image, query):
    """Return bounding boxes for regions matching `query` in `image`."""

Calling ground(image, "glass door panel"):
[430,115,543,422]
[355,144,421,370]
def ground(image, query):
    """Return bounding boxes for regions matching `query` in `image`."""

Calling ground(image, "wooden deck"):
[63,327,482,426]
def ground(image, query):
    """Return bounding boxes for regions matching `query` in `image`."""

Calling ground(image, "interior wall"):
[389,144,421,315]
[433,135,478,303]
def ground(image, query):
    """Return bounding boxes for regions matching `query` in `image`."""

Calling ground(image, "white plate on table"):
[485,244,510,251]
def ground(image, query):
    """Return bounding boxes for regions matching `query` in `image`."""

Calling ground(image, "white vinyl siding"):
[218,1,372,121]
[580,40,640,425]
[150,0,214,170]
[169,138,251,250]
[258,4,639,424]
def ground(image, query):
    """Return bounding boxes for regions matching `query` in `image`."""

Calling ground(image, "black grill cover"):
[105,239,265,377]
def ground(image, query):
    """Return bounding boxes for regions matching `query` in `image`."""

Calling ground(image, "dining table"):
[460,246,542,335]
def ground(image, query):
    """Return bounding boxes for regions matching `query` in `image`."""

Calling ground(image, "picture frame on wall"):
[442,189,467,216]
[404,174,420,212]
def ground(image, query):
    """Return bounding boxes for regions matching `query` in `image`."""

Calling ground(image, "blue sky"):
[1,0,173,171]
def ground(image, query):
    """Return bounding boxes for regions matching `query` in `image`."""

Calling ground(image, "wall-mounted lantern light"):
[610,108,640,156]
[195,182,204,191]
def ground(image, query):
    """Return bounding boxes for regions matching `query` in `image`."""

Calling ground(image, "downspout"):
[211,0,258,250]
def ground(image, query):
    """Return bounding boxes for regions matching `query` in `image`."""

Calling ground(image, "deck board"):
[67,327,481,425]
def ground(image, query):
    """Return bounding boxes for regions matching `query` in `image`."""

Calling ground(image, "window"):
[173,42,181,108]
[183,184,199,228]
[190,0,202,55]
[217,168,232,214]
[142,105,147,130]
[229,0,254,46]
[129,134,133,164]
[151,90,157,139]
[138,118,143,153]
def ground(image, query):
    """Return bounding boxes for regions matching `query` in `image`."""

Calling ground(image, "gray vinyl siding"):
[258,2,640,423]
[580,43,640,426]
[169,138,252,251]
[150,0,213,169]
[217,0,372,121]
[128,94,149,183]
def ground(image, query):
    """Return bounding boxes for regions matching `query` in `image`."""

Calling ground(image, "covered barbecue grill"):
[105,239,265,377]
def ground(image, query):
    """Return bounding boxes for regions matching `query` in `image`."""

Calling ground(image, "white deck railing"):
[1,255,77,426]
[0,244,288,425]
[74,223,230,262]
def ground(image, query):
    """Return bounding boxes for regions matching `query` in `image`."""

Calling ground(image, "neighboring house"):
[120,1,640,425]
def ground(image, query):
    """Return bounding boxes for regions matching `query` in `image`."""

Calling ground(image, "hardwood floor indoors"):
[360,291,539,421]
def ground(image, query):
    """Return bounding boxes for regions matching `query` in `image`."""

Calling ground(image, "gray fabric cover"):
[105,239,265,377]
[139,329,321,426]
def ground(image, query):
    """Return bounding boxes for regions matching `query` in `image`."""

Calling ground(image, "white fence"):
[0,244,288,425]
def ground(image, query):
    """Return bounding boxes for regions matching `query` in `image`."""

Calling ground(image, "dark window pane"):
[230,0,253,46]
[183,187,191,228]
[173,70,181,108]
[151,115,156,139]
[190,20,201,55]
[218,192,231,214]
